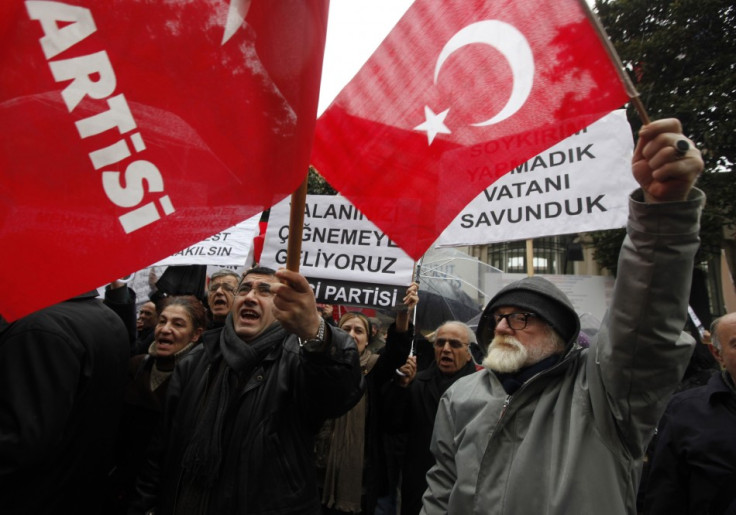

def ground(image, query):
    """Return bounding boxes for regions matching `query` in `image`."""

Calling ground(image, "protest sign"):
[261,195,415,308]
[435,110,636,246]
[154,215,260,267]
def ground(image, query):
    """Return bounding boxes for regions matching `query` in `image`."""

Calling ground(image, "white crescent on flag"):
[442,20,534,127]
[415,19,535,144]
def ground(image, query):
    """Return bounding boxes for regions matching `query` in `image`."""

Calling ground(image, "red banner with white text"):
[0,0,328,320]
[312,0,630,261]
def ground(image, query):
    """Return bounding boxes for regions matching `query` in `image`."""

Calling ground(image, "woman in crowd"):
[108,295,206,513]
[316,284,418,514]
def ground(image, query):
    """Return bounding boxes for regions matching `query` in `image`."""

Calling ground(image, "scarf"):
[180,315,285,487]
[319,349,379,512]
[495,354,561,395]
[429,360,477,401]
[148,340,198,391]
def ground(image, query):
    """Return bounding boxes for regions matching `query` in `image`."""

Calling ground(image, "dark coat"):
[0,292,129,515]
[351,323,413,513]
[383,360,479,515]
[131,327,155,356]
[130,323,363,515]
[645,371,736,515]
[110,351,194,512]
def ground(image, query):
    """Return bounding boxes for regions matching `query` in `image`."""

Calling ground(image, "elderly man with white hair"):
[385,321,481,515]
[645,312,736,514]
[422,118,705,515]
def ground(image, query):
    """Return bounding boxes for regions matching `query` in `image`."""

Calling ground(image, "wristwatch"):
[299,317,326,347]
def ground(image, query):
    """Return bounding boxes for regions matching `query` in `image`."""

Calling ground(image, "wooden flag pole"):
[526,239,534,277]
[285,175,308,272]
[576,0,651,125]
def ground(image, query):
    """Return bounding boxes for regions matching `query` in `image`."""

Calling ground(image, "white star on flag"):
[414,105,451,145]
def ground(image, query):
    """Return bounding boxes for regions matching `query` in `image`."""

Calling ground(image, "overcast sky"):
[319,0,597,115]
[319,0,413,114]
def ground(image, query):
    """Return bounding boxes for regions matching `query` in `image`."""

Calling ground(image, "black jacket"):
[0,292,129,515]
[646,371,736,515]
[384,359,479,515]
[354,323,413,512]
[130,323,363,515]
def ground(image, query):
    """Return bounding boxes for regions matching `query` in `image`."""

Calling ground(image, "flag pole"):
[410,256,424,356]
[525,239,534,277]
[576,0,651,125]
[285,175,308,272]
[398,256,423,382]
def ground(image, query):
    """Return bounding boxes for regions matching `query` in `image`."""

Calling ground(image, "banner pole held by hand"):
[286,175,308,273]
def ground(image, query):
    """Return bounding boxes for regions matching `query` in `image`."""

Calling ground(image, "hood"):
[476,276,580,352]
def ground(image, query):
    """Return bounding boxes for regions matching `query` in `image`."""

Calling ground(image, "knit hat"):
[477,276,580,350]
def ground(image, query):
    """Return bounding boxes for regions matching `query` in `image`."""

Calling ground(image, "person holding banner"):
[383,321,481,515]
[315,283,418,514]
[129,267,364,515]
[421,118,705,515]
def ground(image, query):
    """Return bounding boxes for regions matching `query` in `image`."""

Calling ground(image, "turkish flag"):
[0,0,328,320]
[312,0,630,261]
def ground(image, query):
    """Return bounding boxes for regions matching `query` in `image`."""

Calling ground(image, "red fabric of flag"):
[0,0,328,320]
[312,0,629,261]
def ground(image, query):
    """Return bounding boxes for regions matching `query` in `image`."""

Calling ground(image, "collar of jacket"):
[201,321,286,365]
[707,371,736,403]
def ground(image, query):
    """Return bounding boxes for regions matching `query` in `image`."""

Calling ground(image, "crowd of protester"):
[2,119,734,515]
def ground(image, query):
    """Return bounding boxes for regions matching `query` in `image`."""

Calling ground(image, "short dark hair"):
[160,295,207,332]
[241,266,276,281]
[339,312,372,337]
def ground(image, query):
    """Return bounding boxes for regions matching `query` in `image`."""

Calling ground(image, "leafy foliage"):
[307,166,337,195]
[588,0,735,273]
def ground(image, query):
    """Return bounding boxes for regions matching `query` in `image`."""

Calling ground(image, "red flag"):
[312,0,630,261]
[0,0,328,320]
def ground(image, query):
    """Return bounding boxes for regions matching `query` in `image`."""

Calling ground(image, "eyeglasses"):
[434,338,468,349]
[492,312,539,330]
[208,282,236,294]
[237,281,273,297]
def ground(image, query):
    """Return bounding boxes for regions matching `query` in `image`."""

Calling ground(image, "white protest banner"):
[435,110,637,247]
[261,195,415,308]
[154,214,260,266]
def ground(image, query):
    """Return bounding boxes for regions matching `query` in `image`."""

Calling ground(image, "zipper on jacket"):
[498,395,511,423]
[489,395,513,442]
[488,352,578,441]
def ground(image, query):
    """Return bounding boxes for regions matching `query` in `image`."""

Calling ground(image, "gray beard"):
[483,332,564,374]
[483,337,528,373]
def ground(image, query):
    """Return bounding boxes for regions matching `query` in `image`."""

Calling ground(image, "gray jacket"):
[422,188,704,515]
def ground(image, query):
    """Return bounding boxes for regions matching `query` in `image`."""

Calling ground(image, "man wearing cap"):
[421,118,705,514]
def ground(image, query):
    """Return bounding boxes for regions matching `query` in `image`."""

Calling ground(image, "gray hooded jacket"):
[422,188,704,515]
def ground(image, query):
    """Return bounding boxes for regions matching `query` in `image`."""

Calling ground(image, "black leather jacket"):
[129,324,363,515]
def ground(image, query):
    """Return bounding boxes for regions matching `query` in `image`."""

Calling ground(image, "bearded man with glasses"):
[422,118,705,515]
